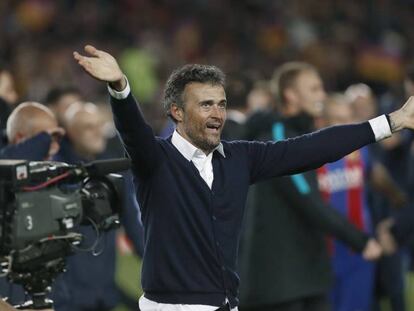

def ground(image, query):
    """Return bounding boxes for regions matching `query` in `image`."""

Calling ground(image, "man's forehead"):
[296,70,321,85]
[30,116,57,134]
[183,82,226,101]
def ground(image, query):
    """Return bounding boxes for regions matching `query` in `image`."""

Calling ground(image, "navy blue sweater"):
[111,93,376,307]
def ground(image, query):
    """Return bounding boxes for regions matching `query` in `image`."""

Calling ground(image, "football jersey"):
[317,147,372,273]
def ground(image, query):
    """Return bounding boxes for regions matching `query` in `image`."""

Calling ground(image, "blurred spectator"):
[0,102,64,305]
[0,102,64,160]
[0,67,18,108]
[221,74,251,140]
[375,64,414,311]
[317,94,405,311]
[346,82,408,311]
[44,86,82,126]
[0,67,18,105]
[51,102,144,311]
[2,0,414,119]
[345,83,377,122]
[246,82,273,114]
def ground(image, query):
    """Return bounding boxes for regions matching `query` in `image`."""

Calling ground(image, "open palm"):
[73,45,123,83]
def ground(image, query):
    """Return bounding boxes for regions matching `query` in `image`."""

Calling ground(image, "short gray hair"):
[163,64,225,122]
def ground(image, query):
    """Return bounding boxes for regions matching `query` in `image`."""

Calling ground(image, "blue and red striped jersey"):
[317,148,372,270]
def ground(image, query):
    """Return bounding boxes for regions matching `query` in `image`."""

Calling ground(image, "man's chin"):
[196,139,220,154]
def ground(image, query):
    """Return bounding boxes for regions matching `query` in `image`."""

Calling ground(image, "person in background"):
[317,94,405,311]
[220,74,251,140]
[0,102,64,306]
[246,82,273,114]
[239,62,381,311]
[345,82,408,311]
[45,86,129,159]
[0,102,64,160]
[0,67,18,108]
[44,86,83,126]
[51,101,144,311]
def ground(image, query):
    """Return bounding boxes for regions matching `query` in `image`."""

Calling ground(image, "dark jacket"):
[0,132,52,160]
[238,112,370,307]
[110,92,375,307]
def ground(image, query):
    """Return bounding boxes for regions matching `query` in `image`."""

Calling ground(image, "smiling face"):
[172,82,227,154]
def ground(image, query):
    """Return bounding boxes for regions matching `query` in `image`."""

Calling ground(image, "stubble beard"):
[186,125,220,154]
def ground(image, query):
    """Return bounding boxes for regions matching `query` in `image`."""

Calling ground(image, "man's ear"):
[284,88,297,104]
[12,132,25,144]
[170,104,184,122]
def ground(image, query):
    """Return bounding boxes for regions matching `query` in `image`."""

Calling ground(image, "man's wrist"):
[107,76,130,100]
[109,76,127,92]
[388,110,405,133]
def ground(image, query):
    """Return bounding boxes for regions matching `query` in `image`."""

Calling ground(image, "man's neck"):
[73,146,97,161]
[175,129,214,155]
[176,127,213,155]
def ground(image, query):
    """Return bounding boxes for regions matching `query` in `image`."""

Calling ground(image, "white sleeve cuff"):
[368,115,392,141]
[107,76,130,100]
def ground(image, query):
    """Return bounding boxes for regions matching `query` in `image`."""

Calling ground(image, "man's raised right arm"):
[73,45,160,179]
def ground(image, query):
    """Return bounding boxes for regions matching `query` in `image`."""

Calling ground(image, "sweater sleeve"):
[119,170,144,257]
[0,132,51,160]
[272,174,369,252]
[248,122,376,183]
[110,92,161,180]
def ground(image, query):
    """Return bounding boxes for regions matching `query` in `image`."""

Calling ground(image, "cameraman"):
[51,101,144,311]
[0,102,65,305]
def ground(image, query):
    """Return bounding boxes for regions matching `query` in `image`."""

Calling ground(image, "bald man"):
[0,102,64,307]
[0,102,64,160]
[62,102,106,160]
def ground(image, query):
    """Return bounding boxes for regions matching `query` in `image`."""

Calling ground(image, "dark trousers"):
[240,295,330,311]
[373,252,405,311]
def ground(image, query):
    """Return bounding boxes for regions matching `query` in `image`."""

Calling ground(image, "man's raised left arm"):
[249,97,414,183]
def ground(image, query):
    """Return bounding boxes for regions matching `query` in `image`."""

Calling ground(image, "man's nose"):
[48,141,60,158]
[210,104,224,118]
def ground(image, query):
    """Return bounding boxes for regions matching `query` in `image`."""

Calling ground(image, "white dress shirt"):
[108,79,392,311]
[171,130,225,189]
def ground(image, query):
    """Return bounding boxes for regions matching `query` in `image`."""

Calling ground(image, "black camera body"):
[0,159,129,309]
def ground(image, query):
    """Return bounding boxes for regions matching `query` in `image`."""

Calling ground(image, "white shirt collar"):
[171,130,225,161]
